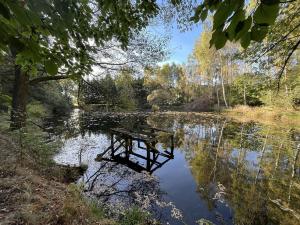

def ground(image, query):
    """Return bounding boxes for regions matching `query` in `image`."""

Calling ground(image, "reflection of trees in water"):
[50,111,300,224]
[147,113,300,224]
[187,121,300,225]
[81,161,181,222]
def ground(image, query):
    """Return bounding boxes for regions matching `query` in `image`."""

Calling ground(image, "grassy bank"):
[0,111,151,225]
[223,105,300,128]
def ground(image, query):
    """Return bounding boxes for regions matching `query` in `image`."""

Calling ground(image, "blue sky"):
[153,23,202,65]
[165,24,202,64]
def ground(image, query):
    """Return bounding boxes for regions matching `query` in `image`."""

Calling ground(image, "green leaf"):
[9,3,31,25]
[253,3,279,25]
[235,17,252,40]
[0,93,12,104]
[211,29,227,49]
[0,2,11,19]
[26,10,41,26]
[171,0,180,6]
[191,5,203,23]
[200,9,208,22]
[213,0,233,29]
[240,32,251,48]
[251,25,268,42]
[226,9,245,41]
[45,60,58,75]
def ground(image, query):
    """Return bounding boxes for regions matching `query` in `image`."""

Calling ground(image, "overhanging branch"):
[29,75,73,85]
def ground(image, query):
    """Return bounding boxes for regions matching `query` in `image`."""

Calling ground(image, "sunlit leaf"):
[213,1,233,29]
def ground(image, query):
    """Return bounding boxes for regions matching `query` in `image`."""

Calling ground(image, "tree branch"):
[277,38,300,88]
[262,22,300,57]
[29,75,73,85]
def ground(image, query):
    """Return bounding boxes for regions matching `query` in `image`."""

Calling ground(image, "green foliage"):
[80,71,151,111]
[242,1,300,72]
[62,184,109,224]
[145,63,189,107]
[0,93,11,104]
[0,0,160,76]
[120,207,149,225]
[44,60,58,76]
[27,101,47,118]
[116,71,137,111]
[6,124,61,169]
[29,81,73,115]
[231,73,268,106]
[0,92,11,111]
[229,65,300,109]
[191,0,282,49]
[80,74,118,106]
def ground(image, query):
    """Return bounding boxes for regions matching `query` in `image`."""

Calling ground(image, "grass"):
[1,108,152,225]
[120,207,150,225]
[223,105,300,128]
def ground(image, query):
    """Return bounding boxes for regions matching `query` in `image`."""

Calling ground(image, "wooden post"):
[146,143,151,171]
[111,133,114,157]
[125,137,129,160]
[170,135,174,156]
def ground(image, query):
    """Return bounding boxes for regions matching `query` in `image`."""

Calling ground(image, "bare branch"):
[277,38,300,89]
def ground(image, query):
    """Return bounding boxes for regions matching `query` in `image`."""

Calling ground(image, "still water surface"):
[52,110,300,225]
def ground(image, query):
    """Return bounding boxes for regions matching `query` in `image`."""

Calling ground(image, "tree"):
[231,73,267,106]
[0,0,161,129]
[145,64,184,107]
[190,0,300,79]
[193,28,240,109]
[79,74,118,107]
[191,0,285,49]
[115,70,136,110]
[242,1,300,80]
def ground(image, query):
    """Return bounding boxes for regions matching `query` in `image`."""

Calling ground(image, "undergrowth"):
[224,105,300,128]
[0,109,151,225]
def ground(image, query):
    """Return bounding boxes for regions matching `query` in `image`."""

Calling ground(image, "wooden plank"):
[111,128,156,142]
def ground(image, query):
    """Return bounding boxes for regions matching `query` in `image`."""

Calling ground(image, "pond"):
[51,110,300,225]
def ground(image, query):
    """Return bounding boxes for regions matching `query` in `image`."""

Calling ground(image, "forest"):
[0,1,299,225]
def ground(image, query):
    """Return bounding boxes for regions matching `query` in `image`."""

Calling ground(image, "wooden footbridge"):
[95,126,174,174]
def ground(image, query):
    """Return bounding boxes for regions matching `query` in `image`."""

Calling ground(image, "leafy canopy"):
[191,0,281,49]
[0,0,159,76]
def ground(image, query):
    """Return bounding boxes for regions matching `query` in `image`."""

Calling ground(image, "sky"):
[153,23,203,65]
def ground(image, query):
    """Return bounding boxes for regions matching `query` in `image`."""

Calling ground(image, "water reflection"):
[95,127,174,174]
[53,111,300,225]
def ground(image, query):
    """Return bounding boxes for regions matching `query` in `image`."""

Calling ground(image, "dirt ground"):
[0,133,67,225]
[0,133,114,225]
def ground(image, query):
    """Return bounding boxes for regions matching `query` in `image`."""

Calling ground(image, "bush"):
[151,104,160,112]
[29,81,73,115]
[120,207,149,225]
[27,101,48,118]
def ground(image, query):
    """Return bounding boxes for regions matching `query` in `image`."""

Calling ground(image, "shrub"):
[120,207,149,225]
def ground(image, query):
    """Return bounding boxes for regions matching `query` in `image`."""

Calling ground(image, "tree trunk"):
[243,83,247,105]
[284,68,289,96]
[211,120,226,182]
[220,71,228,108]
[10,66,29,129]
[77,78,82,108]
[216,84,220,110]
